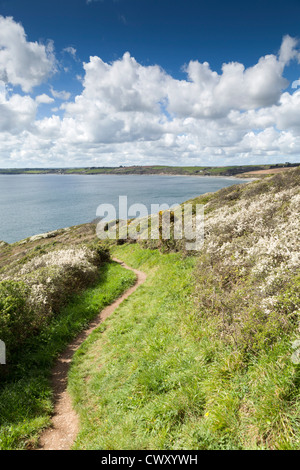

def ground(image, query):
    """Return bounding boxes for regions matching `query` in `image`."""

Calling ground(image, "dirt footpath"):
[38,258,146,451]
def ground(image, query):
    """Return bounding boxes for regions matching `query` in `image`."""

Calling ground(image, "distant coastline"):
[0,163,299,179]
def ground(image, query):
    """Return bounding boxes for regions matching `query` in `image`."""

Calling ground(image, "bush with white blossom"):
[192,168,300,351]
[0,242,109,358]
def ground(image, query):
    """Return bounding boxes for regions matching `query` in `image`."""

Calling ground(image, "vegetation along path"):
[38,258,147,451]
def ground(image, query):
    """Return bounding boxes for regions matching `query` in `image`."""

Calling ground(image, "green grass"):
[69,245,206,450]
[0,261,136,450]
[68,244,300,450]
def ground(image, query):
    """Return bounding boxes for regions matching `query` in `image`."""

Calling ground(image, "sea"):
[0,174,251,243]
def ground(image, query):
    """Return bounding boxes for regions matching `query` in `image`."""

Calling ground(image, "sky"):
[0,0,300,168]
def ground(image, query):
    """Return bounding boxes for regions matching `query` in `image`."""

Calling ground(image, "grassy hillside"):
[69,167,300,450]
[0,167,299,449]
[0,227,136,449]
[67,243,299,450]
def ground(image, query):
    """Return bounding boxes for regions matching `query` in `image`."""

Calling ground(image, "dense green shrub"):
[0,281,34,358]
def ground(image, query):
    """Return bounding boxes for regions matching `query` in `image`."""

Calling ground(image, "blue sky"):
[0,0,300,167]
[3,0,300,79]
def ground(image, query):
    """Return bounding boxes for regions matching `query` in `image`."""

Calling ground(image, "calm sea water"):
[0,174,250,243]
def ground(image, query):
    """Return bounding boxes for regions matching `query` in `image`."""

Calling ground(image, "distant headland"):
[0,163,299,178]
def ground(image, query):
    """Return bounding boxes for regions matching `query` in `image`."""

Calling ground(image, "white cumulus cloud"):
[50,87,71,101]
[0,80,37,133]
[0,16,57,92]
[0,22,300,167]
[35,94,55,105]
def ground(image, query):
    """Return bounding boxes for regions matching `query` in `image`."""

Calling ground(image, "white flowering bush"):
[18,246,97,275]
[190,169,300,351]
[204,189,299,279]
[0,242,109,359]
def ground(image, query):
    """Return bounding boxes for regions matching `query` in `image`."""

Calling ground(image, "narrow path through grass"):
[0,261,136,450]
[69,245,200,450]
[68,244,300,450]
[39,258,146,450]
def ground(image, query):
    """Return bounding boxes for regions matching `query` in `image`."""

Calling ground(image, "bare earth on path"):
[38,258,147,451]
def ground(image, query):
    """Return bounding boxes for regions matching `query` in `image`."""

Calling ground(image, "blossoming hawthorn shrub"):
[0,243,109,360]
[191,168,300,352]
